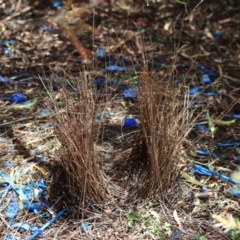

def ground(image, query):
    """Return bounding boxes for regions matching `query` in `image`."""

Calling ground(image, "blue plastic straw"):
[26,209,66,240]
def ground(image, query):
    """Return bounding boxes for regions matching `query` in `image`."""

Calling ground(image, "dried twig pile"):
[128,69,192,200]
[50,78,112,214]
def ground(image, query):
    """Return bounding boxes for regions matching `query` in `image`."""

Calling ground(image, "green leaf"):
[181,171,211,187]
[215,119,236,126]
[207,109,236,138]
[174,0,187,5]
[207,110,217,138]
[8,99,37,110]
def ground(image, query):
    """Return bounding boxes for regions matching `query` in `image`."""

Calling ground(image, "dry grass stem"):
[129,69,192,200]
[49,76,112,215]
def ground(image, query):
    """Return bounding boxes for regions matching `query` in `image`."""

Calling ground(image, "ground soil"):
[0,1,240,239]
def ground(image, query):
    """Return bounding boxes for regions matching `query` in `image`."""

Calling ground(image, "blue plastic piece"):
[205,71,218,78]
[196,65,218,78]
[106,65,126,74]
[81,222,89,231]
[93,77,106,88]
[107,150,113,155]
[123,118,137,128]
[0,40,15,46]
[0,170,48,220]
[213,30,222,38]
[0,137,8,143]
[189,87,201,95]
[188,164,212,176]
[26,209,66,240]
[96,48,105,58]
[9,73,30,81]
[34,210,49,219]
[193,123,209,132]
[35,157,47,163]
[171,230,183,240]
[196,149,209,156]
[225,114,240,119]
[202,74,211,85]
[52,1,62,9]
[3,48,15,57]
[39,25,55,33]
[6,199,19,219]
[0,73,30,84]
[2,93,26,104]
[38,179,47,188]
[30,226,44,237]
[96,48,115,62]
[24,181,47,190]
[200,92,219,97]
[189,164,240,184]
[228,188,240,198]
[217,141,240,147]
[0,75,8,83]
[0,172,27,201]
[212,153,220,159]
[123,89,138,101]
[237,156,240,164]
[24,202,43,212]
[120,56,131,64]
[5,161,13,167]
[5,235,17,240]
[231,114,240,119]
[10,222,31,232]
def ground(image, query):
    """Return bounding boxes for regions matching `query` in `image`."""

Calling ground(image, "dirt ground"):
[0,0,240,239]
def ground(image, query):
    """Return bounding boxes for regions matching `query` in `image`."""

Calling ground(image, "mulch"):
[0,0,240,239]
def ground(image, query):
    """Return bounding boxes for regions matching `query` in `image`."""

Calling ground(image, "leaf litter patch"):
[0,0,240,239]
